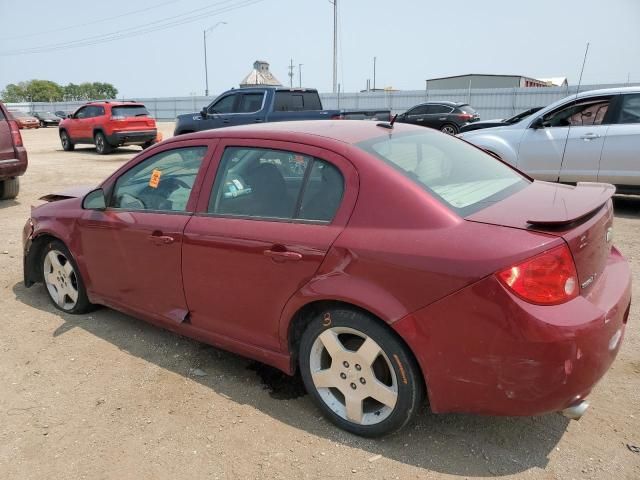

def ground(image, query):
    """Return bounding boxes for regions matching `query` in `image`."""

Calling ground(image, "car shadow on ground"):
[12,281,569,477]
[613,195,640,219]
[0,199,20,210]
[56,146,142,158]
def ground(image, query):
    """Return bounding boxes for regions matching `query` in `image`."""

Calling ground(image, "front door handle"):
[263,249,302,261]
[149,231,175,245]
[222,118,231,124]
[416,118,424,122]
[580,133,601,140]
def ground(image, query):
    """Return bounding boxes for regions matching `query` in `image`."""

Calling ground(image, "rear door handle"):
[580,133,601,140]
[149,231,175,245]
[263,249,302,261]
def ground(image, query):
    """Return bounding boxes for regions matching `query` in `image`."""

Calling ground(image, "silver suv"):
[458,87,640,194]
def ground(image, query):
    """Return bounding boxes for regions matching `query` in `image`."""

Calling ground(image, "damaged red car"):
[23,120,631,437]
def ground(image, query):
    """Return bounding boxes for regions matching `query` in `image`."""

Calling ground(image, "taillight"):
[8,120,23,147]
[331,114,344,120]
[496,244,579,305]
[457,113,473,121]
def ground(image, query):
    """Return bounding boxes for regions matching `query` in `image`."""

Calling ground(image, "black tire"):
[40,120,46,128]
[440,123,458,135]
[60,130,75,151]
[41,240,94,314]
[299,308,424,437]
[141,140,155,150]
[0,178,19,200]
[94,131,113,155]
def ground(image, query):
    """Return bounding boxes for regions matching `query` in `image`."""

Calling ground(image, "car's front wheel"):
[60,130,75,151]
[41,240,93,314]
[440,123,458,135]
[299,308,424,437]
[94,132,113,155]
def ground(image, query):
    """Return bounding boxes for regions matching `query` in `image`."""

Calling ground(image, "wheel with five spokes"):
[41,240,93,314]
[299,308,424,437]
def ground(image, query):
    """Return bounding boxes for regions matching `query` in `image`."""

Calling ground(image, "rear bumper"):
[393,246,631,416]
[0,148,28,178]
[106,129,157,146]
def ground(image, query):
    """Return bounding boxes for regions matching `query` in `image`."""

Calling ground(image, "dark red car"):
[23,121,631,437]
[58,101,157,155]
[0,102,28,199]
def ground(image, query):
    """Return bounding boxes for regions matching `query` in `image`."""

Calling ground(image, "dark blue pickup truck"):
[174,87,391,135]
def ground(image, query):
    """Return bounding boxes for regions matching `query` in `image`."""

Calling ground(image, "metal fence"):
[6,83,638,121]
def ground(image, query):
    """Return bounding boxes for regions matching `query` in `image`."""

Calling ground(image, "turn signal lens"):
[497,244,579,305]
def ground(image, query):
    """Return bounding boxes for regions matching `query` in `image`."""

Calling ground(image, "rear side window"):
[111,105,149,118]
[408,105,429,115]
[616,94,640,124]
[357,130,528,216]
[457,105,477,114]
[209,147,343,222]
[274,91,322,112]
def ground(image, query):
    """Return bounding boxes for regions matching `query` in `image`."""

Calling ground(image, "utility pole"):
[288,59,295,87]
[203,21,227,96]
[331,0,337,93]
[373,56,376,91]
[299,64,303,87]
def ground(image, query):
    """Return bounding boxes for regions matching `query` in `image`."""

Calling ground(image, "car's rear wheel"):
[60,130,75,151]
[141,140,155,150]
[440,123,458,135]
[39,120,46,128]
[299,308,424,437]
[0,178,19,200]
[41,241,93,314]
[94,132,112,155]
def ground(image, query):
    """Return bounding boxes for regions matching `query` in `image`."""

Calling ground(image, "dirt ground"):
[0,124,639,480]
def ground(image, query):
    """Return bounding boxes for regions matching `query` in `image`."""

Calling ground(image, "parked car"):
[9,110,40,129]
[0,102,28,199]
[458,87,640,194]
[459,107,543,133]
[30,111,61,128]
[396,101,480,134]
[54,110,69,119]
[23,121,630,437]
[58,101,158,155]
[174,87,391,135]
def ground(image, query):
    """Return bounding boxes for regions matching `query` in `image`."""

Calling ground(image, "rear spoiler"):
[526,182,615,226]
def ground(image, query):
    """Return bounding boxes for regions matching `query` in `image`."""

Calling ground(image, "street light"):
[204,21,227,97]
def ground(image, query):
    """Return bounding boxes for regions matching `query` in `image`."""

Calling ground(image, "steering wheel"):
[137,177,190,210]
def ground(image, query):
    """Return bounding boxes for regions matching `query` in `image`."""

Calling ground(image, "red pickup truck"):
[0,101,28,200]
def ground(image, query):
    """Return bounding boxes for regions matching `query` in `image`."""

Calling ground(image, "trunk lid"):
[468,181,615,293]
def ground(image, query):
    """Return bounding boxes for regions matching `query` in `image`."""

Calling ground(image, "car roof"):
[413,101,467,107]
[85,101,145,106]
[573,86,640,97]
[173,120,427,146]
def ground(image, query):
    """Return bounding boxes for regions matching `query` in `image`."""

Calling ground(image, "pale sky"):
[0,0,639,97]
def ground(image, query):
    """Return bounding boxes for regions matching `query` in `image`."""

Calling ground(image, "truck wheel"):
[0,178,20,200]
[60,130,75,151]
[94,132,113,155]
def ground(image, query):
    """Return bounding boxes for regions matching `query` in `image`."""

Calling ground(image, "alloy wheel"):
[43,250,79,311]
[309,326,398,425]
[441,125,457,135]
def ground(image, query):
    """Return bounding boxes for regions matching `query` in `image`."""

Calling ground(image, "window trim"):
[528,94,617,129]
[234,92,267,114]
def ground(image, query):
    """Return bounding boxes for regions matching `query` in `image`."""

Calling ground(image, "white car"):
[458,87,640,194]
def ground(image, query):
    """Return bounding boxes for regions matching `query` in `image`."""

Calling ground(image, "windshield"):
[357,130,529,216]
[111,105,149,117]
[9,111,28,118]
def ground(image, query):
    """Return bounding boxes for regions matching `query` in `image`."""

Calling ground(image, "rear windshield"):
[111,105,149,117]
[274,91,322,112]
[457,104,477,114]
[357,130,528,216]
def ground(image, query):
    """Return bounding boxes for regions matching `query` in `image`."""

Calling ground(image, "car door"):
[182,139,358,352]
[202,93,238,129]
[86,105,105,139]
[228,92,266,126]
[403,105,430,127]
[76,141,215,323]
[426,104,454,129]
[598,93,640,186]
[68,106,90,141]
[516,95,613,182]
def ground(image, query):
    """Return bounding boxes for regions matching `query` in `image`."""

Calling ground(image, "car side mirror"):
[67,114,73,119]
[82,188,107,210]
[530,117,546,129]
[200,108,208,118]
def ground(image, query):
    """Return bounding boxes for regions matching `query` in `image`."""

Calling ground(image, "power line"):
[0,0,266,56]
[0,0,179,41]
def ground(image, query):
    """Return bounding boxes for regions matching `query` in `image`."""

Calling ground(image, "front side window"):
[408,105,429,116]
[209,95,236,114]
[616,94,640,124]
[237,93,264,113]
[209,147,344,222]
[75,107,89,119]
[357,130,528,216]
[111,146,207,212]
[542,97,612,127]
[429,105,453,114]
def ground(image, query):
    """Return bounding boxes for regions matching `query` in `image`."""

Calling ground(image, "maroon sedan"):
[23,120,631,437]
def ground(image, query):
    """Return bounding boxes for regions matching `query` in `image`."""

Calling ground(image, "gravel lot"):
[1,124,639,479]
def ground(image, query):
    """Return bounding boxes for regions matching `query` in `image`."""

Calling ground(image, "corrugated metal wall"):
[6,83,638,121]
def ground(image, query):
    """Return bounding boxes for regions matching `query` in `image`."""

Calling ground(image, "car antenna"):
[558,42,590,175]
[377,113,398,130]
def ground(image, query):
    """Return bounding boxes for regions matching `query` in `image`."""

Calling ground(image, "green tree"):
[24,80,64,102]
[2,79,119,102]
[64,83,81,101]
[1,83,27,102]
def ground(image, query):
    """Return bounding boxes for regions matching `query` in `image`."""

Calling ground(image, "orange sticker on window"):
[149,169,162,188]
